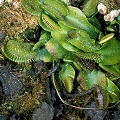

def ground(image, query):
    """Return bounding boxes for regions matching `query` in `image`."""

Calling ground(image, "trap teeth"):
[41,13,60,31]
[2,40,37,63]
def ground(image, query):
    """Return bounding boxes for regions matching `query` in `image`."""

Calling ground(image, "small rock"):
[0,70,22,96]
[0,31,7,41]
[32,102,54,120]
[84,102,107,120]
[0,115,8,120]
[0,0,4,7]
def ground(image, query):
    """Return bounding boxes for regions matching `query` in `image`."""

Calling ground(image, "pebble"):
[0,0,4,7]
[32,102,54,120]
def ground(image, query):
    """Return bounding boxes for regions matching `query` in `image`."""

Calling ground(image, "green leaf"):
[39,0,69,20]
[38,12,60,32]
[77,69,107,90]
[59,63,75,92]
[21,0,42,16]
[35,46,53,62]
[2,40,36,63]
[58,0,69,6]
[78,69,110,107]
[33,31,51,50]
[67,29,100,52]
[77,69,120,107]
[45,38,68,59]
[106,78,120,103]
[64,6,99,39]
[88,16,101,30]
[96,37,120,65]
[83,0,99,17]
[99,64,120,77]
[51,22,79,52]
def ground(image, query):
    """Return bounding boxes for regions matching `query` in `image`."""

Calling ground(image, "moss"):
[0,1,38,39]
[99,0,120,13]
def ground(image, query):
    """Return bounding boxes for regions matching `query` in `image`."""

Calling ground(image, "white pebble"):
[104,10,120,22]
[97,3,107,15]
[0,0,4,7]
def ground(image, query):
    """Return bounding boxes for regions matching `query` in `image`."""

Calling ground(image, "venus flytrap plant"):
[45,38,68,59]
[1,0,120,108]
[1,40,37,63]
[35,46,54,62]
[83,0,99,17]
[51,21,80,52]
[32,31,54,62]
[21,0,43,16]
[38,12,61,32]
[63,6,100,39]
[77,69,120,108]
[32,31,51,51]
[59,63,75,93]
[39,0,69,20]
[98,33,115,44]
[67,29,101,52]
